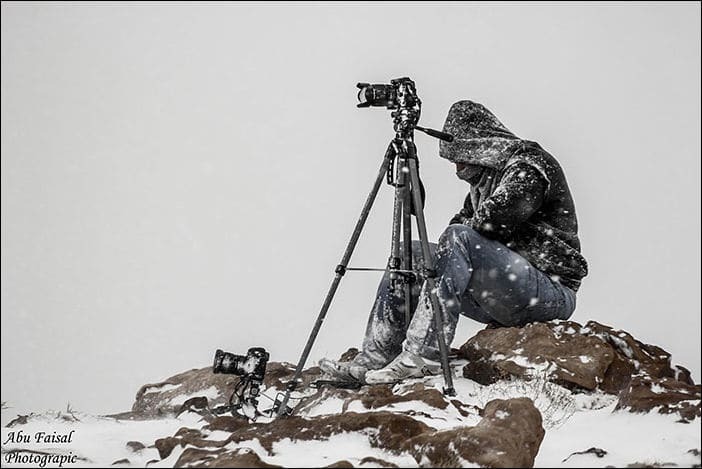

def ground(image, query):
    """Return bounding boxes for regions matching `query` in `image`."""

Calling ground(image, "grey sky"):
[1,2,700,418]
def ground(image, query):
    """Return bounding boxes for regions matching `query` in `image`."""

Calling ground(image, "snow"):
[1,372,699,468]
[536,405,701,468]
[142,383,181,395]
[1,412,184,467]
[650,383,666,394]
[166,386,220,407]
[265,433,417,467]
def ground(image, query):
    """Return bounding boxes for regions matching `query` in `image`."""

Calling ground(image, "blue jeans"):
[355,224,577,367]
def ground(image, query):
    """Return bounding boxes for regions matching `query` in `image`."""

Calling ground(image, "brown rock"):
[403,397,545,467]
[673,365,696,386]
[616,376,701,421]
[130,361,322,419]
[154,436,181,460]
[583,321,676,382]
[459,321,614,390]
[462,355,511,385]
[234,411,432,452]
[359,456,398,467]
[126,441,145,452]
[177,397,209,417]
[6,414,29,427]
[599,350,636,394]
[324,461,354,468]
[132,367,237,418]
[356,384,449,410]
[155,428,227,460]
[261,361,321,392]
[202,416,249,433]
[152,396,544,468]
[175,447,279,468]
[154,410,430,460]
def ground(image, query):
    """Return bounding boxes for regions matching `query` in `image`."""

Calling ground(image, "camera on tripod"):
[356,77,418,110]
[357,78,421,136]
[274,77,457,418]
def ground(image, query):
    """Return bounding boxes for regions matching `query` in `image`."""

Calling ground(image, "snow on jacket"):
[440,100,588,292]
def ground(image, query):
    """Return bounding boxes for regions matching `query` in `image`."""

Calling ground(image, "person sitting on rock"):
[320,100,589,384]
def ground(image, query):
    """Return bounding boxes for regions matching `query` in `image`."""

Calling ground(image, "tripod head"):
[356,77,454,142]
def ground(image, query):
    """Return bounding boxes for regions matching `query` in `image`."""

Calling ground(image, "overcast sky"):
[2,2,700,419]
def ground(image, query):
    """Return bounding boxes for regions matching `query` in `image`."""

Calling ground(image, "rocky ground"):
[2,320,700,467]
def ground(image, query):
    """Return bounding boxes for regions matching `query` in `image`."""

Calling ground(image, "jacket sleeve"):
[469,163,548,240]
[449,193,474,225]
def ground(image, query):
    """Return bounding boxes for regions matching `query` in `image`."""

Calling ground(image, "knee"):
[439,224,481,249]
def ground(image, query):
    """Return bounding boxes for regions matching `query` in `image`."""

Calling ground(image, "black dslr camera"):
[356,77,419,110]
[356,77,422,136]
[212,347,269,419]
[213,347,269,381]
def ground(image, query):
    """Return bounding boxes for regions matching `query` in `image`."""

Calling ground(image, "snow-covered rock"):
[2,320,700,467]
[459,320,701,421]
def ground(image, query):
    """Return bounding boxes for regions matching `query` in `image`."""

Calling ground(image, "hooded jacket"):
[440,100,588,292]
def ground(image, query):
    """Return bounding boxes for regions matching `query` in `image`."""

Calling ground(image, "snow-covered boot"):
[318,358,368,383]
[364,350,442,384]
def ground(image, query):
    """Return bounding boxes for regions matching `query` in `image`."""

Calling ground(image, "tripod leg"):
[389,150,404,281]
[275,152,394,418]
[406,157,456,396]
[401,173,413,328]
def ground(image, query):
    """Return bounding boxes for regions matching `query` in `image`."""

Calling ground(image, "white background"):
[2,2,700,419]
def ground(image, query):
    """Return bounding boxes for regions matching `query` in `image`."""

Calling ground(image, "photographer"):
[320,100,588,384]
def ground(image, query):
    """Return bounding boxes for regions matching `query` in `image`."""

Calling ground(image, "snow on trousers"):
[355,224,577,368]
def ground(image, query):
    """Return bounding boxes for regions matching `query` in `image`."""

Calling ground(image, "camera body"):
[213,347,269,381]
[211,347,270,419]
[356,77,421,136]
[356,77,418,110]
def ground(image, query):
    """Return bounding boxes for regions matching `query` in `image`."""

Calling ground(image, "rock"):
[5,414,30,427]
[457,320,700,420]
[177,396,209,416]
[358,456,398,467]
[151,410,431,464]
[150,397,544,468]
[562,447,608,462]
[355,384,449,410]
[261,361,321,391]
[616,376,701,421]
[403,397,544,468]
[459,321,614,390]
[131,367,236,418]
[674,365,696,386]
[324,461,354,468]
[126,441,145,453]
[175,447,279,468]
[202,416,249,433]
[129,361,321,419]
[155,428,222,460]
[582,322,677,384]
[233,411,432,453]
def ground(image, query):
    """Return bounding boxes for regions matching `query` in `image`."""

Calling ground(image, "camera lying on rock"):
[213,347,269,380]
[211,347,269,419]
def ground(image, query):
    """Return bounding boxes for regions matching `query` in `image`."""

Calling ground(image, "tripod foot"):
[443,386,456,397]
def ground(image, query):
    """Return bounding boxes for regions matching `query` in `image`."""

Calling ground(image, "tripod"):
[275,81,455,418]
